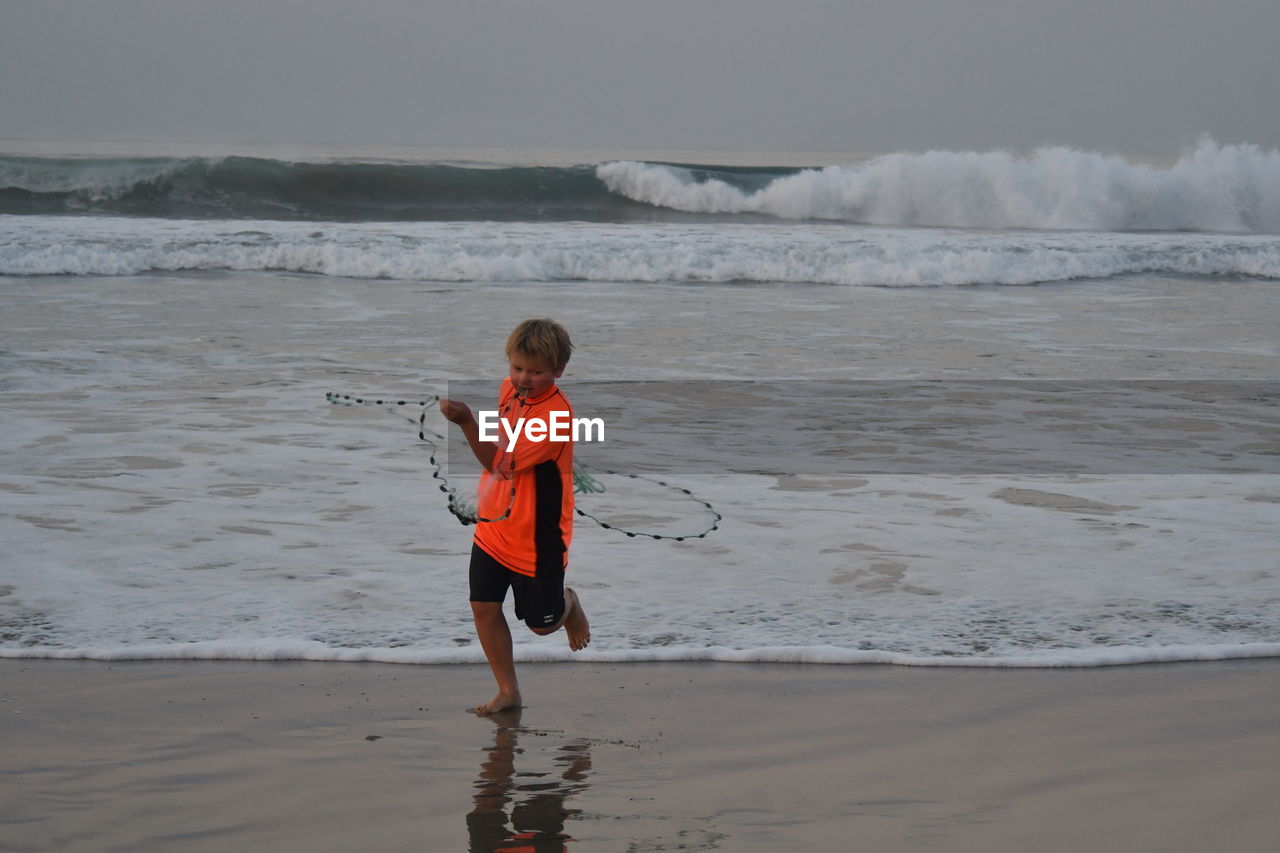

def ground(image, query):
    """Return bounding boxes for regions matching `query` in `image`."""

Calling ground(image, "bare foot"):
[564,588,590,652]
[472,689,522,716]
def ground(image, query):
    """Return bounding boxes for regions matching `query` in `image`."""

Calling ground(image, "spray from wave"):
[598,139,1280,234]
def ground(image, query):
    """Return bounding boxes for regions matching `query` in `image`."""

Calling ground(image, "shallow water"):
[2,270,1277,665]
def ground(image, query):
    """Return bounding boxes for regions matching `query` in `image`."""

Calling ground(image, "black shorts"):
[469,543,566,630]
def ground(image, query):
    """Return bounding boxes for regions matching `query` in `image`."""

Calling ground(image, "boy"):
[439,318,590,715]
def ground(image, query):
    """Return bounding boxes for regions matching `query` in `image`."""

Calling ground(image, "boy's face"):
[508,353,563,399]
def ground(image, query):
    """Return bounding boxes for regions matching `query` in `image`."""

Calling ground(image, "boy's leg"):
[561,587,591,651]
[468,545,523,714]
[470,601,522,714]
[528,588,591,652]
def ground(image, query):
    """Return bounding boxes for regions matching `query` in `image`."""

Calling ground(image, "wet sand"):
[3,659,1278,851]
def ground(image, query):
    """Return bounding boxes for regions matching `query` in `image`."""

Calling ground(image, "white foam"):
[5,642,1280,668]
[4,393,1278,667]
[598,139,1280,233]
[2,216,1278,285]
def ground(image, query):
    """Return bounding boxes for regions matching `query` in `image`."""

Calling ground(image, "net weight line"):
[325,392,720,541]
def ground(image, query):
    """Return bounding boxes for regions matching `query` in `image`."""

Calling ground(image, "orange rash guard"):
[473,377,575,577]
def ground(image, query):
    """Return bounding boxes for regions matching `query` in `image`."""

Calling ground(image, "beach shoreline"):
[3,658,1277,851]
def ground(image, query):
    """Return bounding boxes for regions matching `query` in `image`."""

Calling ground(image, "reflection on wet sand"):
[468,709,593,853]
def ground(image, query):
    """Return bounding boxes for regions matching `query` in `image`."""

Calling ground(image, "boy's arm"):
[439,398,498,473]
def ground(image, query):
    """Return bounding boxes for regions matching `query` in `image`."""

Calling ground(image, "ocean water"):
[2,139,1278,667]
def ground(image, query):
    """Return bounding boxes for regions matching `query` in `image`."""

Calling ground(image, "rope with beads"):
[325,393,720,541]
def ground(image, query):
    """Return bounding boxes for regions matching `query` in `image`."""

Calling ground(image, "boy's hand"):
[439,398,475,426]
[440,397,498,472]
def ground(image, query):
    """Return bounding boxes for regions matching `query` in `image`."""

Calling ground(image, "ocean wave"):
[0,155,675,222]
[3,217,1278,285]
[5,138,1279,233]
[599,138,1280,234]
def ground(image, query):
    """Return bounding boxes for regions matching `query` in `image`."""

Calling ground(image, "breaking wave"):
[599,139,1280,233]
[3,138,1278,232]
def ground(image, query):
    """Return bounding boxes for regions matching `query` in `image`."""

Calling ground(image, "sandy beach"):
[3,659,1278,851]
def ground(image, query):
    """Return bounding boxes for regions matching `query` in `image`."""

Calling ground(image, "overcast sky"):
[3,0,1277,155]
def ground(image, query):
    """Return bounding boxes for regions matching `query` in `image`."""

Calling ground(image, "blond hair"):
[505,318,573,369]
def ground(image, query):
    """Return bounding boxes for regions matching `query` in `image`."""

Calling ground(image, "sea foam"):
[598,139,1280,233]
[3,216,1279,285]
